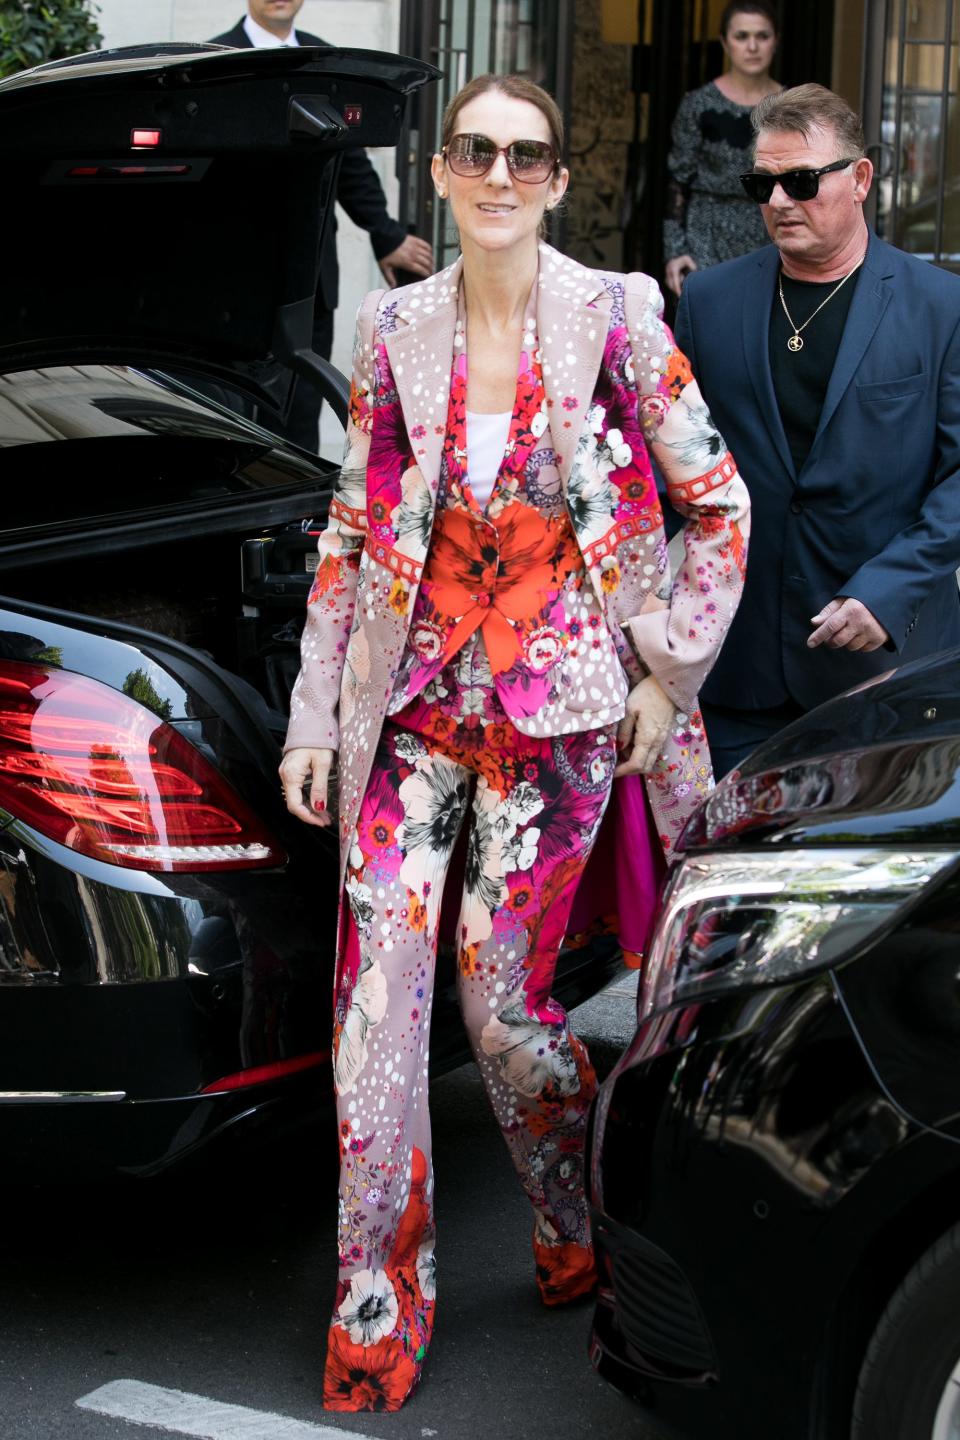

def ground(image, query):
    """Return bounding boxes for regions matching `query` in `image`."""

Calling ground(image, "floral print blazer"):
[285,243,750,872]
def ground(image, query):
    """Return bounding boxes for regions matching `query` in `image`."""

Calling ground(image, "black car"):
[0,44,620,1181]
[587,650,960,1440]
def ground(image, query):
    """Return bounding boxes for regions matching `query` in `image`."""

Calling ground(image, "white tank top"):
[466,409,512,509]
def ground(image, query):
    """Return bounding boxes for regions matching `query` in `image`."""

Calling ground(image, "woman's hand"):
[614,675,677,777]
[665,254,698,297]
[279,747,335,828]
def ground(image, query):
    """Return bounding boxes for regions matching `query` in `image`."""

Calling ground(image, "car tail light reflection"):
[199,1051,328,1093]
[0,661,285,872]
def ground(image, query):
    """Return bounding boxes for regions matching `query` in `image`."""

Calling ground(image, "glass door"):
[864,0,959,269]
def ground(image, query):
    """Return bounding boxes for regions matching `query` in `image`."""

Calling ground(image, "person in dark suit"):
[675,82,960,778]
[211,0,433,447]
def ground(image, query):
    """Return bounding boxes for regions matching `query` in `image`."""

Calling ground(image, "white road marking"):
[76,1379,386,1440]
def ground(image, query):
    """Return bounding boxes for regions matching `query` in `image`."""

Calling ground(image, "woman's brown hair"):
[439,73,564,164]
[719,1,779,38]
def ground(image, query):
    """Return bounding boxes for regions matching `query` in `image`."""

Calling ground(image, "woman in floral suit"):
[280,73,749,1413]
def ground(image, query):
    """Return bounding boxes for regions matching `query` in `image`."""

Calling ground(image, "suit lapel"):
[536,245,613,494]
[381,246,615,508]
[383,258,462,502]
[806,232,894,463]
[742,245,796,481]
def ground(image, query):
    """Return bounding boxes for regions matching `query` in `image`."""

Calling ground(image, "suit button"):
[790,500,804,515]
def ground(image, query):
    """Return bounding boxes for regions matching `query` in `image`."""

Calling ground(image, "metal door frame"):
[861,0,958,267]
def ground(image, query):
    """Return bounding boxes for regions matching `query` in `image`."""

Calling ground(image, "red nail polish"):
[314,799,325,811]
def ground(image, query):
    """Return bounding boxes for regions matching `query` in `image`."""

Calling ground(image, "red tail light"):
[0,661,285,873]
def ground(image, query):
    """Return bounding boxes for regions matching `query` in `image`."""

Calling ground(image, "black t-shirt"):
[769,268,862,473]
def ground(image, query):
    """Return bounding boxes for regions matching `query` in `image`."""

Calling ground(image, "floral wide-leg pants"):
[323,657,617,1413]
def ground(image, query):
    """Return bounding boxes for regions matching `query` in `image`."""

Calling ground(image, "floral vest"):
[386,304,644,731]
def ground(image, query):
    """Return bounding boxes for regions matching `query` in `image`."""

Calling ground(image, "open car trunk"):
[0,43,437,421]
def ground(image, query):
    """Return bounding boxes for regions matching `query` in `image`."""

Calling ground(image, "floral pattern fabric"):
[284,245,751,1412]
[325,666,616,1410]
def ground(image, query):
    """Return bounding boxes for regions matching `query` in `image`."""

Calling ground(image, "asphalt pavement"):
[0,971,655,1440]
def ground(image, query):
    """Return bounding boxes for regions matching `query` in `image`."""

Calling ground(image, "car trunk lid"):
[0,43,436,383]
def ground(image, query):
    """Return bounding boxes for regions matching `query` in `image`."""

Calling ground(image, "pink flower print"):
[409,621,445,662]
[562,395,578,411]
[524,626,565,673]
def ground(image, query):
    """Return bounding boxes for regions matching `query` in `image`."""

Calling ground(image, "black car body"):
[0,45,620,1180]
[588,651,960,1440]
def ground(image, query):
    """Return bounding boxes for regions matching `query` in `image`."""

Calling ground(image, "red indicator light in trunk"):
[0,661,286,872]
[131,128,161,148]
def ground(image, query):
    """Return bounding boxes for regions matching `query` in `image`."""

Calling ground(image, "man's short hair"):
[751,83,866,159]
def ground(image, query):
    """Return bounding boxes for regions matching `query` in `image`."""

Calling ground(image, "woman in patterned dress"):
[664,1,782,297]
[280,72,749,1413]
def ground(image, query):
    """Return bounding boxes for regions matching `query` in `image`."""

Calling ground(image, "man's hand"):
[279,747,335,828]
[665,254,698,297]
[808,597,889,652]
[378,234,434,288]
[614,674,677,777]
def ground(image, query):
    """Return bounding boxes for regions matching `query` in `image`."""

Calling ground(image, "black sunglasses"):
[739,157,858,203]
[443,133,558,183]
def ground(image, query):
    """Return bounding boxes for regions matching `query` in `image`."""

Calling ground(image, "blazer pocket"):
[857,372,926,403]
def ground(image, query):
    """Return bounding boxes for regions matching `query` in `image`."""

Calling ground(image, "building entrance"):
[397,0,957,288]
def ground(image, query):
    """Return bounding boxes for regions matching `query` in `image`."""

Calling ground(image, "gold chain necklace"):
[778,259,864,352]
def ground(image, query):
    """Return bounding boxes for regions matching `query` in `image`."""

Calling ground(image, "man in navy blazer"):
[212,0,432,446]
[675,83,960,778]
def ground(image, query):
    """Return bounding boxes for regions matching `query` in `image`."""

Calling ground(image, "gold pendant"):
[788,333,804,352]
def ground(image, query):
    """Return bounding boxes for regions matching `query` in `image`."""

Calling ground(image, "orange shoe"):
[534,1237,597,1307]
[323,1324,421,1412]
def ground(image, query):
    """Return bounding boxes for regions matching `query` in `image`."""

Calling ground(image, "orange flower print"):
[308,552,344,603]
[425,712,457,743]
[507,882,535,914]
[388,579,410,616]
[664,346,693,401]
[359,817,396,852]
[323,1325,418,1413]
[475,750,511,797]
[388,1146,431,1270]
[484,721,514,751]
[459,942,480,977]
[533,1237,597,1306]
[348,380,372,435]
[599,560,621,594]
[407,893,428,933]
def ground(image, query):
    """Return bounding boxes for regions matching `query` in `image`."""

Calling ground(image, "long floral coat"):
[285,243,750,887]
